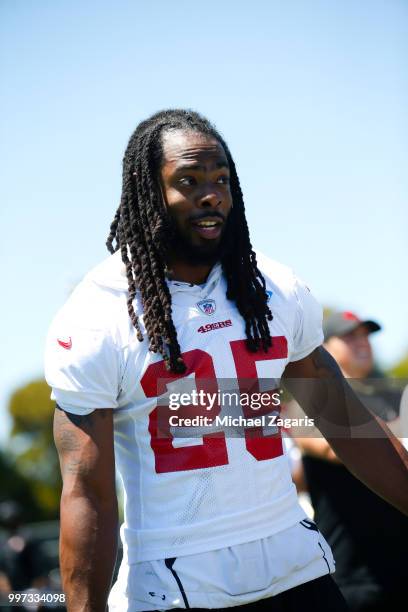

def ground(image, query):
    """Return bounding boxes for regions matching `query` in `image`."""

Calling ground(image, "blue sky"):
[1,0,407,439]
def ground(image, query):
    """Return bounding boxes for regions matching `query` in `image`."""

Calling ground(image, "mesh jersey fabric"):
[44,250,330,606]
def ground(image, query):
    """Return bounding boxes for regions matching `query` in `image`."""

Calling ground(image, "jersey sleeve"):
[290,277,324,362]
[44,282,123,416]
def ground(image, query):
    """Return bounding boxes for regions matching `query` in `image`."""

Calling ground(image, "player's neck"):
[165,257,215,285]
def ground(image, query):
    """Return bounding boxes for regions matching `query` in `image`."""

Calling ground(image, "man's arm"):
[282,399,341,463]
[296,436,341,463]
[283,346,408,516]
[54,406,118,612]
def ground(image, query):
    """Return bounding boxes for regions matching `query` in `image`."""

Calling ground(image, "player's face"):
[159,129,233,264]
[325,326,373,378]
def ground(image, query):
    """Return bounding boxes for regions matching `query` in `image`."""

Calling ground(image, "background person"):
[294,310,408,611]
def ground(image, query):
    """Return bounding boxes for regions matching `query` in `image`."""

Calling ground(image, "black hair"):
[107,109,272,372]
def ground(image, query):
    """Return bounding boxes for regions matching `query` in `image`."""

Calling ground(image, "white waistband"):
[122,485,306,562]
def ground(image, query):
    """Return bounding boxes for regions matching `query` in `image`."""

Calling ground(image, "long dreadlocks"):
[106,109,272,373]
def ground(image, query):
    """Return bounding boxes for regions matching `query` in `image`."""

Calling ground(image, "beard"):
[168,233,225,266]
[165,214,232,267]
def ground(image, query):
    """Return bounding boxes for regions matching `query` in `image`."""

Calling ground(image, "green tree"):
[387,352,408,378]
[7,379,61,519]
[0,449,43,522]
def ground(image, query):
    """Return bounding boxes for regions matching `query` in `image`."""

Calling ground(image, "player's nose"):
[197,187,223,208]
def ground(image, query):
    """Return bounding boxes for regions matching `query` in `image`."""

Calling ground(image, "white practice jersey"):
[45,251,334,610]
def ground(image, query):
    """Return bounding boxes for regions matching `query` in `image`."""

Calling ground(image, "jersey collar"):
[166,262,223,297]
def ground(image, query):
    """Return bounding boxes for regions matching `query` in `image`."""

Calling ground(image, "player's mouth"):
[190,215,224,240]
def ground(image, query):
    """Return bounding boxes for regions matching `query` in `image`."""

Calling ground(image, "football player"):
[45,109,408,612]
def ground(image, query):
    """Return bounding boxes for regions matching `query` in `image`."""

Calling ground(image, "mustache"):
[189,211,226,223]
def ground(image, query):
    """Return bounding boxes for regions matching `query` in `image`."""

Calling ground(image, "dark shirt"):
[303,378,408,608]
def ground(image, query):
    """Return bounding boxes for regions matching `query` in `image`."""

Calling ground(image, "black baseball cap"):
[323,311,381,342]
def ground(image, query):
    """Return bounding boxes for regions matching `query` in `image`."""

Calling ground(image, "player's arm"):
[54,405,118,612]
[283,346,408,516]
[297,386,404,462]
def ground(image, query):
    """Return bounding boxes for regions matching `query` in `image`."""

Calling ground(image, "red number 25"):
[141,337,287,473]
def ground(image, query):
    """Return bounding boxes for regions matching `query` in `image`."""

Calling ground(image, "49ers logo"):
[197,319,232,333]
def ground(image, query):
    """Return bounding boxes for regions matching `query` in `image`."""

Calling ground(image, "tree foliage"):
[387,352,408,378]
[7,379,61,520]
[0,450,43,523]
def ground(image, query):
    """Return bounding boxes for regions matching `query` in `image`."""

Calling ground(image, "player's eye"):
[216,175,230,184]
[179,176,197,186]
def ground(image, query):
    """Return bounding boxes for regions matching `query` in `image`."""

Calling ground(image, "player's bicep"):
[54,405,116,500]
[283,346,346,423]
[284,345,342,379]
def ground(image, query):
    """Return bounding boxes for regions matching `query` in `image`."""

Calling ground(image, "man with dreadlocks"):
[45,109,408,612]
